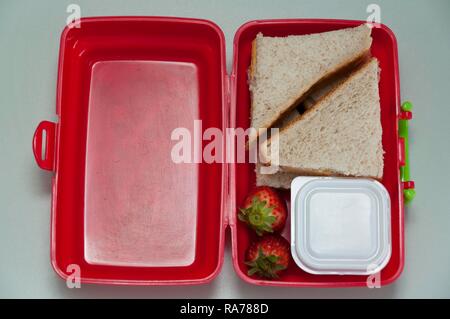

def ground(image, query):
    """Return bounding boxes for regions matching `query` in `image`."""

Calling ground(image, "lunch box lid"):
[31,17,412,287]
[290,177,392,275]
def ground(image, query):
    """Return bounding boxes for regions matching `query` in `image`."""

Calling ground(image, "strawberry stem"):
[245,247,286,279]
[238,197,276,236]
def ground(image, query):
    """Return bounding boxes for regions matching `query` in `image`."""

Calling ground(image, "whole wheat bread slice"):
[261,58,384,179]
[249,24,372,134]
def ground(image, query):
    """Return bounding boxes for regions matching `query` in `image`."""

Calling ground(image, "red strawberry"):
[245,235,290,279]
[238,186,287,236]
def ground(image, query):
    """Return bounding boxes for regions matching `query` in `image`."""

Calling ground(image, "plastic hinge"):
[399,101,416,203]
[222,74,230,227]
[226,73,237,228]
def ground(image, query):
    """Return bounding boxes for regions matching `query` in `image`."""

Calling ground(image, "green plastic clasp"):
[399,101,415,203]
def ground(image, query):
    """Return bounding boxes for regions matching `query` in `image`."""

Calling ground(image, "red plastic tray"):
[32,17,405,287]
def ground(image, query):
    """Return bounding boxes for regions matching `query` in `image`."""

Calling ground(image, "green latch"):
[399,101,415,203]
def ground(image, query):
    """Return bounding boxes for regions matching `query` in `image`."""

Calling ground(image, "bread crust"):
[249,38,257,119]
[279,165,381,181]
[246,38,259,148]
[258,162,381,181]
[250,39,257,81]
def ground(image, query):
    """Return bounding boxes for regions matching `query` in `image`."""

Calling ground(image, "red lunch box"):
[32,17,413,287]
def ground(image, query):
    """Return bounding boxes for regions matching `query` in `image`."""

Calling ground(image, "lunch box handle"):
[33,121,56,171]
[399,102,415,203]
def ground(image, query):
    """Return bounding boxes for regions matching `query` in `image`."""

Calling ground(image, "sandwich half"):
[254,80,342,189]
[249,24,372,134]
[261,58,384,179]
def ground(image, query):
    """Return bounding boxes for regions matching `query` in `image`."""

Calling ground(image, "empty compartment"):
[52,17,226,284]
[84,60,200,267]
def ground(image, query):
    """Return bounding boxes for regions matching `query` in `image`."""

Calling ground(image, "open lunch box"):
[32,17,415,287]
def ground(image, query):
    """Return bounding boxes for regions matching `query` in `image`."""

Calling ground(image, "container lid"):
[290,176,391,275]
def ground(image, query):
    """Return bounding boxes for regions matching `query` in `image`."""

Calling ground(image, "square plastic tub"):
[32,17,412,287]
[290,177,392,276]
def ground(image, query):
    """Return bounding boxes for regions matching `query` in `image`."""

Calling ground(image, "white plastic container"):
[290,176,392,275]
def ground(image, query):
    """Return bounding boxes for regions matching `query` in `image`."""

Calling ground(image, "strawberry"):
[238,186,287,236]
[245,235,290,279]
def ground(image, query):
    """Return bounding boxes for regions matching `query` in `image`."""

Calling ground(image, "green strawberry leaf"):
[238,196,278,236]
[267,255,279,263]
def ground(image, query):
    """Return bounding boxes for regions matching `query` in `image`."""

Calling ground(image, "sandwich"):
[252,25,383,187]
[249,24,372,135]
[261,58,384,179]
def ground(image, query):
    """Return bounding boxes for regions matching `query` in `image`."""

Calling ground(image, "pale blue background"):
[1,0,449,298]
